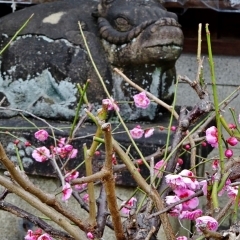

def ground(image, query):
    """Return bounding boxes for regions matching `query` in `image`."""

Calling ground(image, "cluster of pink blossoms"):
[25,229,52,240]
[130,125,154,139]
[205,125,238,159]
[103,93,154,139]
[165,170,203,220]
[62,171,88,202]
[32,130,78,162]
[31,130,84,202]
[164,169,218,233]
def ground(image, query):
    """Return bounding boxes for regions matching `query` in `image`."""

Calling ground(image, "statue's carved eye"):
[115,17,131,32]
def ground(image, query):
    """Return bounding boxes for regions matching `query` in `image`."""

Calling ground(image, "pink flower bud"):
[228,123,237,129]
[227,137,238,146]
[86,232,94,239]
[94,150,101,156]
[171,126,176,131]
[225,149,233,159]
[212,160,219,170]
[177,158,183,165]
[14,139,20,145]
[184,144,190,150]
[136,159,143,165]
[25,141,31,147]
[62,183,72,202]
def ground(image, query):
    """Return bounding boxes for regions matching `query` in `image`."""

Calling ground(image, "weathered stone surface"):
[0,0,183,121]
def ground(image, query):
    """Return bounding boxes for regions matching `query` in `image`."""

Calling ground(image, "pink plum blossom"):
[154,160,165,178]
[179,170,199,191]
[227,137,238,146]
[63,144,73,152]
[130,125,144,139]
[38,233,52,240]
[195,216,218,231]
[58,137,66,147]
[176,237,188,240]
[87,232,94,239]
[65,171,79,182]
[225,149,233,158]
[199,180,207,196]
[25,229,52,240]
[32,146,50,162]
[62,183,72,202]
[229,123,237,129]
[217,178,231,197]
[83,193,89,203]
[68,148,78,159]
[165,195,182,216]
[144,128,154,138]
[121,197,137,215]
[174,189,199,210]
[205,126,218,148]
[62,145,78,159]
[165,174,186,189]
[102,97,119,111]
[133,92,150,109]
[75,182,88,191]
[25,230,37,240]
[212,160,219,170]
[179,209,203,220]
[52,144,78,159]
[34,129,49,141]
[227,185,238,200]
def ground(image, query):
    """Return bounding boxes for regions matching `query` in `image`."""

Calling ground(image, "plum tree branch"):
[0,176,83,240]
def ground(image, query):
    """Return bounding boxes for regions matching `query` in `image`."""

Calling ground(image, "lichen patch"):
[42,12,66,24]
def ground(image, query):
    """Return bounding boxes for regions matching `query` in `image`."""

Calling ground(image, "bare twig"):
[0,188,9,200]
